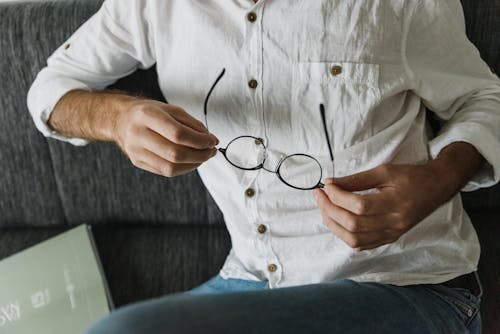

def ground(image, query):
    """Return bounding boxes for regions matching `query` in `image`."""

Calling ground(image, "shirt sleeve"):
[405,0,500,191]
[27,0,156,146]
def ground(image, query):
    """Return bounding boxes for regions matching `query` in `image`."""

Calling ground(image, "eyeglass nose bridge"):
[262,154,285,174]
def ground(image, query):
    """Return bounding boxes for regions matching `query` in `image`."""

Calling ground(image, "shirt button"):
[247,12,257,22]
[268,264,278,273]
[64,43,71,50]
[245,188,255,197]
[248,79,258,89]
[330,65,342,76]
[257,224,267,234]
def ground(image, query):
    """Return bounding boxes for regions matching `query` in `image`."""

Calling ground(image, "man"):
[27,0,500,333]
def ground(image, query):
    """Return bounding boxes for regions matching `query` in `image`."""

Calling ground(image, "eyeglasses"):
[203,69,334,190]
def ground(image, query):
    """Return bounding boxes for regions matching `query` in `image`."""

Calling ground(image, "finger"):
[166,105,214,136]
[139,128,217,164]
[133,160,163,177]
[135,149,201,177]
[354,238,398,252]
[325,164,392,192]
[315,190,397,248]
[146,101,209,134]
[322,183,395,216]
[314,189,397,232]
[323,216,397,250]
[145,107,218,149]
[313,189,331,212]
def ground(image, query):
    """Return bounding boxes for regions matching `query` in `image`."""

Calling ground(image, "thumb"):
[325,165,389,192]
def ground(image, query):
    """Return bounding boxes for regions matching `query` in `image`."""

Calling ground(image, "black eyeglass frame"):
[203,68,334,190]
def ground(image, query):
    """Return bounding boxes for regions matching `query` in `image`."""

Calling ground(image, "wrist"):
[49,89,141,142]
[107,94,139,142]
[426,142,483,199]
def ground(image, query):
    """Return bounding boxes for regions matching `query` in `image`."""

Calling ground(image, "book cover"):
[0,224,113,334]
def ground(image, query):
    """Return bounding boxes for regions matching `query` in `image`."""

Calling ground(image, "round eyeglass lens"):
[278,154,322,189]
[225,136,266,169]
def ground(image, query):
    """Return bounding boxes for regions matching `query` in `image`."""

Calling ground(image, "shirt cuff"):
[429,123,500,192]
[28,76,92,146]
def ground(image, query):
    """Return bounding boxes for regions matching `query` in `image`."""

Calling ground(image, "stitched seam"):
[422,286,476,325]
[46,140,69,226]
[441,290,480,328]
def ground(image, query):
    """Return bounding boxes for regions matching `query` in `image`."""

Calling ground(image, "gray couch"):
[0,0,498,333]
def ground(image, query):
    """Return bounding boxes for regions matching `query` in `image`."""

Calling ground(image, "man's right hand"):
[113,99,219,177]
[48,90,219,178]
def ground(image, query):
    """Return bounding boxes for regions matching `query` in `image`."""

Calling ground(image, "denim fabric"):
[84,275,481,334]
[185,275,269,295]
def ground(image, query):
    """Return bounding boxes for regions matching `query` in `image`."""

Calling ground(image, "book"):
[0,224,113,334]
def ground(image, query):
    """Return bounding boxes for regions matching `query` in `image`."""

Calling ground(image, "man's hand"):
[313,142,483,251]
[113,99,219,177]
[49,90,219,178]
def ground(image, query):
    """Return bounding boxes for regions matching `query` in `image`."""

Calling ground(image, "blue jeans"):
[84,275,481,334]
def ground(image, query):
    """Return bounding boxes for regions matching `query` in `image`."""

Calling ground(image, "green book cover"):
[0,224,113,334]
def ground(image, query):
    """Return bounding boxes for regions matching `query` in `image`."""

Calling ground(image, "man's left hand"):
[312,142,482,251]
[313,163,446,251]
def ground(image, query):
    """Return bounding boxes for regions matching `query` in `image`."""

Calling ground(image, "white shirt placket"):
[243,1,283,286]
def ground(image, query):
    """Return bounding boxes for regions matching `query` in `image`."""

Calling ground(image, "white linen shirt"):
[28,0,500,288]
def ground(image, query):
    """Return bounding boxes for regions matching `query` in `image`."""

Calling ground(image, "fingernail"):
[325,178,335,184]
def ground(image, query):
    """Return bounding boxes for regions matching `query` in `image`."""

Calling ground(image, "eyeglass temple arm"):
[319,104,334,175]
[203,68,226,133]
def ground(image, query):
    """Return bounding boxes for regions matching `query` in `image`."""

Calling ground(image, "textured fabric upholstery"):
[0,2,70,226]
[0,0,498,332]
[0,0,223,227]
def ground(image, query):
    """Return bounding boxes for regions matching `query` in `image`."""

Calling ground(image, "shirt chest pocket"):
[290,61,381,174]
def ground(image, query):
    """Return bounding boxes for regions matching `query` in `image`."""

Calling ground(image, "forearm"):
[48,89,138,142]
[427,141,483,200]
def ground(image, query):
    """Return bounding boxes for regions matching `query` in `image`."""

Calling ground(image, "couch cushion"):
[0,225,232,306]
[0,0,224,227]
[462,184,500,212]
[0,1,72,227]
[49,139,223,226]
